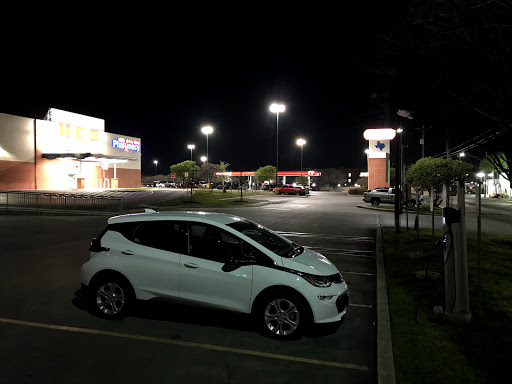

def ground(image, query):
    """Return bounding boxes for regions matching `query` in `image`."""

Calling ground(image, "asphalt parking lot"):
[0,193,379,384]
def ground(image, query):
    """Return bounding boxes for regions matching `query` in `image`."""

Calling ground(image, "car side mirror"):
[221,258,247,271]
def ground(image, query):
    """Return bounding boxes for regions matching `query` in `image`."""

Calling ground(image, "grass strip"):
[382,227,512,383]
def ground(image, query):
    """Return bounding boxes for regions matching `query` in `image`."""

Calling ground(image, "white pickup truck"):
[363,187,420,207]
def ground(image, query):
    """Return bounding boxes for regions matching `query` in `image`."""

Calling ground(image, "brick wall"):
[368,158,389,190]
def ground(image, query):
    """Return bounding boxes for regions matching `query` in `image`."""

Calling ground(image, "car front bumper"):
[296,282,350,324]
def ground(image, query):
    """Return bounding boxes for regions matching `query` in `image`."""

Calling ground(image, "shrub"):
[348,187,367,195]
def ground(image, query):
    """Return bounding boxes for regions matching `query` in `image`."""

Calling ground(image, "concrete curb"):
[376,223,397,384]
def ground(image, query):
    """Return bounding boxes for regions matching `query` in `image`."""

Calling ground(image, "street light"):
[296,138,306,176]
[201,126,214,164]
[187,144,195,160]
[270,103,285,186]
[201,156,207,165]
[153,160,158,175]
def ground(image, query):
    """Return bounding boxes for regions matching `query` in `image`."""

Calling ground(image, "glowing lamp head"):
[269,103,285,113]
[201,126,213,135]
[187,144,195,150]
[296,138,306,146]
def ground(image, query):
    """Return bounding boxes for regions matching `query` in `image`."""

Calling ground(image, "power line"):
[431,125,506,159]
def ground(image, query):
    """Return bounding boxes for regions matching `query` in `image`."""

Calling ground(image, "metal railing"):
[0,191,124,215]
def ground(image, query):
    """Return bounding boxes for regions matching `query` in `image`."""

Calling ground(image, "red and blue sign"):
[112,137,141,152]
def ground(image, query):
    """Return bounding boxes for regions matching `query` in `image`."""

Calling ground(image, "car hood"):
[281,247,340,276]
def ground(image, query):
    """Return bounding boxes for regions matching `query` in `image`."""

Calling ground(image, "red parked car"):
[275,184,309,196]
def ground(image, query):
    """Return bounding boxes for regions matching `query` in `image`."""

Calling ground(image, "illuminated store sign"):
[36,120,106,154]
[112,138,141,152]
[45,108,105,131]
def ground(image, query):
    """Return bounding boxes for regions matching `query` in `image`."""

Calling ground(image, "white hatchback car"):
[81,211,349,339]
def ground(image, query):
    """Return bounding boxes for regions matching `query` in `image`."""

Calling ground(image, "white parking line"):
[306,246,375,258]
[341,271,374,276]
[276,231,374,242]
[0,317,369,372]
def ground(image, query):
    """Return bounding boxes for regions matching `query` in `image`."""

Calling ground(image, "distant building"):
[0,108,141,190]
[340,168,366,186]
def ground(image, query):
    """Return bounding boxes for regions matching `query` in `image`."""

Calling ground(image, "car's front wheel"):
[90,274,134,320]
[295,190,301,196]
[371,198,381,206]
[255,291,310,340]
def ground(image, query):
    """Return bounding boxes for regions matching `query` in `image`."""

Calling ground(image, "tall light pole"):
[187,144,195,160]
[201,126,213,164]
[270,103,285,187]
[153,160,158,175]
[296,138,306,176]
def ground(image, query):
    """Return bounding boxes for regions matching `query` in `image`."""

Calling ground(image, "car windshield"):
[227,220,300,257]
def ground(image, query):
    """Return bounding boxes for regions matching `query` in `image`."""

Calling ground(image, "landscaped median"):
[381,227,512,383]
[148,188,272,208]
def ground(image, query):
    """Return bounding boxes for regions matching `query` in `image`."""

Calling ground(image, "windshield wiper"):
[287,245,304,257]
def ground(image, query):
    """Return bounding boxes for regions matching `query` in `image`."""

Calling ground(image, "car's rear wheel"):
[255,291,309,340]
[295,190,301,196]
[90,274,134,320]
[371,198,381,206]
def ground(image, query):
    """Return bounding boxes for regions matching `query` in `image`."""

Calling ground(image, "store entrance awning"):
[42,153,138,162]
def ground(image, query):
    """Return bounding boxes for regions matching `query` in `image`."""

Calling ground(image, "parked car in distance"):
[81,211,349,340]
[275,184,309,196]
[363,187,421,206]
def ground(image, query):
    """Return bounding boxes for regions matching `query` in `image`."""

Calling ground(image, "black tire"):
[407,200,416,207]
[255,290,310,340]
[371,198,380,206]
[295,190,301,196]
[89,274,134,320]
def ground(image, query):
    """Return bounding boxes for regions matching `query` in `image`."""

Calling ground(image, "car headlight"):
[300,273,332,288]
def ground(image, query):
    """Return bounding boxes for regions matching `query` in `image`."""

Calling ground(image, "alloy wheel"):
[264,298,300,336]
[96,282,126,316]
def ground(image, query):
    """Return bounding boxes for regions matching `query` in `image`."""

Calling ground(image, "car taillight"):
[89,238,110,252]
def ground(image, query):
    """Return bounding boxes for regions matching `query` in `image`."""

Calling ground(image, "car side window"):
[188,223,242,263]
[242,242,275,267]
[131,221,187,254]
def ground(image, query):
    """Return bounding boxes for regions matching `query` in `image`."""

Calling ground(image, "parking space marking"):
[0,317,369,372]
[276,231,374,242]
[341,271,374,276]
[264,207,291,211]
[306,246,375,258]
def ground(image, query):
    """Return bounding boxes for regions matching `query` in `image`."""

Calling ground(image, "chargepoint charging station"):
[434,182,472,324]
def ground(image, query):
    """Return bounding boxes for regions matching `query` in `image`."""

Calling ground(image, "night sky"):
[2,4,428,176]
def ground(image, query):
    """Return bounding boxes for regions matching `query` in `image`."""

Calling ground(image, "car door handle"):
[184,263,199,269]
[121,250,134,255]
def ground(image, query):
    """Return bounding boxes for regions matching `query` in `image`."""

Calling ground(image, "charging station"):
[434,182,472,324]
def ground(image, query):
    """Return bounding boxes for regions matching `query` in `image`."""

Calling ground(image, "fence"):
[0,191,124,215]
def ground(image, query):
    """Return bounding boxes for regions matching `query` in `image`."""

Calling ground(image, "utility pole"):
[445,108,451,158]
[415,124,430,158]
[394,131,402,233]
[421,125,425,158]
